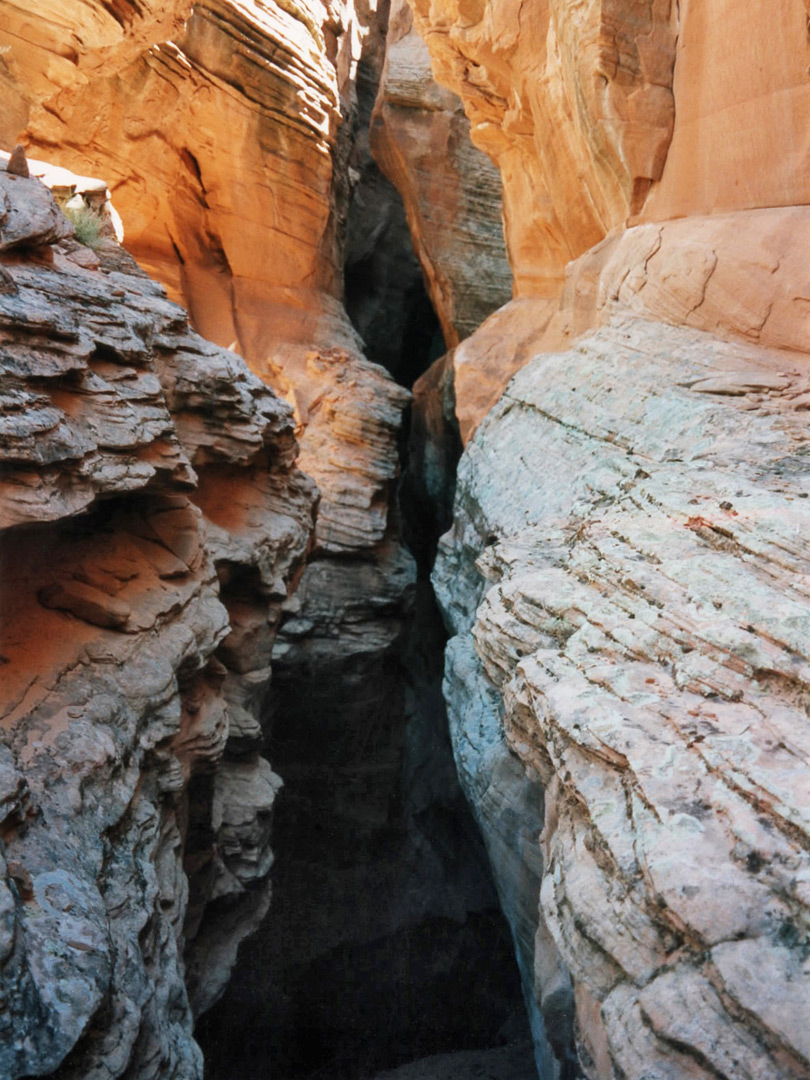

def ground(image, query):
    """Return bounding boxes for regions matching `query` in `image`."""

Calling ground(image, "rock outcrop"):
[0,0,423,730]
[406,0,678,296]
[370,0,511,348]
[0,172,315,1078]
[0,0,363,354]
[5,1,809,1079]
[395,2,810,1077]
[435,314,810,1079]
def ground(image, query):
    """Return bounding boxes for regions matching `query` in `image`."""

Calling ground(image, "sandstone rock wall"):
[0,0,370,355]
[0,3,427,1075]
[449,205,810,445]
[402,2,810,1077]
[434,315,810,1079]
[370,0,512,349]
[406,0,678,295]
[407,0,810,296]
[0,174,315,1078]
[0,0,420,667]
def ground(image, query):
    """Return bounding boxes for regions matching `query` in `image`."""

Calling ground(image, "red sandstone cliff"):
[1,1,810,1079]
[401,2,810,1077]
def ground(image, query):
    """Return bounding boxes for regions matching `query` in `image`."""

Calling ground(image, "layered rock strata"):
[0,0,363,354]
[0,4,375,358]
[0,174,316,1078]
[393,4,810,1077]
[0,4,540,1080]
[434,316,810,1078]
[370,0,511,349]
[406,0,678,295]
[449,206,810,444]
[0,0,424,729]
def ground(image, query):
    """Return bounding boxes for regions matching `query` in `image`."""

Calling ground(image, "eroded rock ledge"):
[0,174,316,1079]
[434,314,810,1078]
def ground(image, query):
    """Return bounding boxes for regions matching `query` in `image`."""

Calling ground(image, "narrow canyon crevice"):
[193,143,536,1077]
[194,576,534,1078]
[5,3,807,1080]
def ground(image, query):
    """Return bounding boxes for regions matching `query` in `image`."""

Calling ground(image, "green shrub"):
[65,204,104,249]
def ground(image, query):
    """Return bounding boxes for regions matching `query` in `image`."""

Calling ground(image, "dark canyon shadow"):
[194,55,536,1077]
[194,586,534,1078]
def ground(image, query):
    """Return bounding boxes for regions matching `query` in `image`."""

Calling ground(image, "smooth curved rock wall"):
[0,0,377,356]
[370,0,512,349]
[406,0,678,295]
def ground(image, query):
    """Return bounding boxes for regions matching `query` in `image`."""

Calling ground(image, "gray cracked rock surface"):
[435,316,810,1079]
[0,179,316,1079]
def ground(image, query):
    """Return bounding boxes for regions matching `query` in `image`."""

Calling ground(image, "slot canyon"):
[0,2,809,1079]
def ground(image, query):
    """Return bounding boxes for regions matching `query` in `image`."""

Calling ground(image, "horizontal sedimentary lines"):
[0,172,317,1079]
[0,244,301,528]
[436,315,810,1078]
[407,0,677,290]
[272,346,411,554]
[179,0,338,142]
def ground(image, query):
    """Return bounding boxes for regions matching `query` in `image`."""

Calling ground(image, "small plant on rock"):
[65,204,104,249]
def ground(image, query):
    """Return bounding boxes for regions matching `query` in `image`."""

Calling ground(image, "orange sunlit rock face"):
[449,206,810,443]
[408,0,810,299]
[0,0,355,358]
[644,0,810,220]
[407,0,678,295]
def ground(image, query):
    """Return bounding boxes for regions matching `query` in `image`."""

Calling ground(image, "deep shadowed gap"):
[195,47,534,1080]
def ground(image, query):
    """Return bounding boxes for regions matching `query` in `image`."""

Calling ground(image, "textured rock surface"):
[0,0,424,796]
[2,12,476,1078]
[406,0,810,301]
[0,177,315,1079]
[642,0,810,222]
[451,206,810,443]
[0,0,367,355]
[399,3,810,1077]
[370,0,511,348]
[435,316,810,1078]
[407,0,678,295]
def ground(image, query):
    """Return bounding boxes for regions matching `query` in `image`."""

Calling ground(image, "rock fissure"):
[2,2,810,1079]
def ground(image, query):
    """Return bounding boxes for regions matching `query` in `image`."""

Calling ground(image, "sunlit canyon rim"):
[0,1,809,1079]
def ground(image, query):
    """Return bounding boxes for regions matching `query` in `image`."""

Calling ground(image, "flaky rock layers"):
[435,315,810,1079]
[0,175,316,1078]
[393,2,810,1078]
[0,1,422,1073]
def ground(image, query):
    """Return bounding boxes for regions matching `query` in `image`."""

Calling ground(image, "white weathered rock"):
[0,173,72,251]
[435,316,810,1079]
